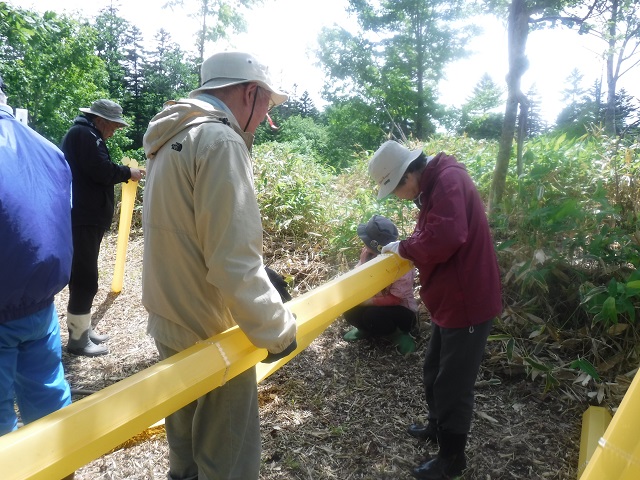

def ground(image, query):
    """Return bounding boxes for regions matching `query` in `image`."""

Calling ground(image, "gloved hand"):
[262,338,298,363]
[381,240,402,257]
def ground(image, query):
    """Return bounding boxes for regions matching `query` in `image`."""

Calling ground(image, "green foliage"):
[321,98,388,168]
[463,112,504,140]
[252,142,333,240]
[317,0,477,140]
[263,115,330,159]
[1,6,109,143]
[580,270,640,327]
[484,131,640,396]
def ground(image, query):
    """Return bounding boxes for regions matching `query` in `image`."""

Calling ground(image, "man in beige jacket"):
[142,51,297,480]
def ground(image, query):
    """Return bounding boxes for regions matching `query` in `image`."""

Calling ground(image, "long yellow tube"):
[579,369,640,479]
[257,254,411,381]
[111,157,139,293]
[0,254,411,479]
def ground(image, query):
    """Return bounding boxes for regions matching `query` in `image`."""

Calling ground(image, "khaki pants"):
[155,341,261,480]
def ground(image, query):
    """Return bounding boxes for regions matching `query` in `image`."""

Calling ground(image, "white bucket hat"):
[79,99,128,126]
[189,51,288,106]
[368,141,424,199]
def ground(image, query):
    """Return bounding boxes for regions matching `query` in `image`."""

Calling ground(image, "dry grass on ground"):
[52,232,583,479]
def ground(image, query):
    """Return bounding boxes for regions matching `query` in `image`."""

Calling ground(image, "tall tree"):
[94,6,131,100]
[561,67,587,104]
[524,84,546,137]
[582,0,640,135]
[142,29,199,127]
[318,0,477,142]
[555,78,602,136]
[486,0,590,210]
[163,0,261,63]
[458,73,505,139]
[122,25,146,147]
[465,73,505,115]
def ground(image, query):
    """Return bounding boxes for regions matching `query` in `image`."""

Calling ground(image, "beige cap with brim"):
[368,141,424,199]
[80,99,128,126]
[189,51,288,106]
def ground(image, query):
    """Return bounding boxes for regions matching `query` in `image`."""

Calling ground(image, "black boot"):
[412,431,467,479]
[407,420,438,443]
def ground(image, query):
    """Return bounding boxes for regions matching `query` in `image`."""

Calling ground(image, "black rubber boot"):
[412,432,467,479]
[407,420,438,443]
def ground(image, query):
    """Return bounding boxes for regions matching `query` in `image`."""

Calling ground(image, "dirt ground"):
[52,233,584,480]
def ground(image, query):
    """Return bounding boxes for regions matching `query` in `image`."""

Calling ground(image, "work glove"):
[263,338,298,363]
[381,240,403,257]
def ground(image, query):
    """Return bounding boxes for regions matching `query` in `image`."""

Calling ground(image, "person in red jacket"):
[368,140,502,480]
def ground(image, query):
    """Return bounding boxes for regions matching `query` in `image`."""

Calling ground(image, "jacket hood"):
[143,98,252,159]
[73,115,97,129]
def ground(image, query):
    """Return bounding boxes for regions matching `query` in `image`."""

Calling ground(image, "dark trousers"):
[67,226,105,314]
[343,305,416,336]
[423,318,493,435]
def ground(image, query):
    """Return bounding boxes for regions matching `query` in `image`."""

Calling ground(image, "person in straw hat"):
[368,140,502,480]
[60,99,144,357]
[342,214,418,355]
[142,51,297,480]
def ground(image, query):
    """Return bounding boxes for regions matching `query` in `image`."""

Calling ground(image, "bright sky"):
[20,0,640,124]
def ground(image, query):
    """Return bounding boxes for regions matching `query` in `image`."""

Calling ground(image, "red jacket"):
[398,152,502,328]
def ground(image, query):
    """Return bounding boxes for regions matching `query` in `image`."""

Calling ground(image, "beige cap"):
[189,51,288,106]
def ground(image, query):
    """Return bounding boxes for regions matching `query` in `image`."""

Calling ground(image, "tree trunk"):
[516,93,529,177]
[604,0,619,136]
[488,0,529,212]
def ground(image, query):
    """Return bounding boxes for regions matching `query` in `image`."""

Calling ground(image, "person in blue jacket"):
[60,99,144,356]
[0,74,73,441]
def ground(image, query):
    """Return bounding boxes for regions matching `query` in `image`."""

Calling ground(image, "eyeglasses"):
[258,86,276,113]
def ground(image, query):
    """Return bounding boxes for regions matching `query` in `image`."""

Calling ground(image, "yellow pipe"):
[577,406,612,478]
[111,157,139,293]
[257,254,411,382]
[0,254,411,479]
[580,369,640,479]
